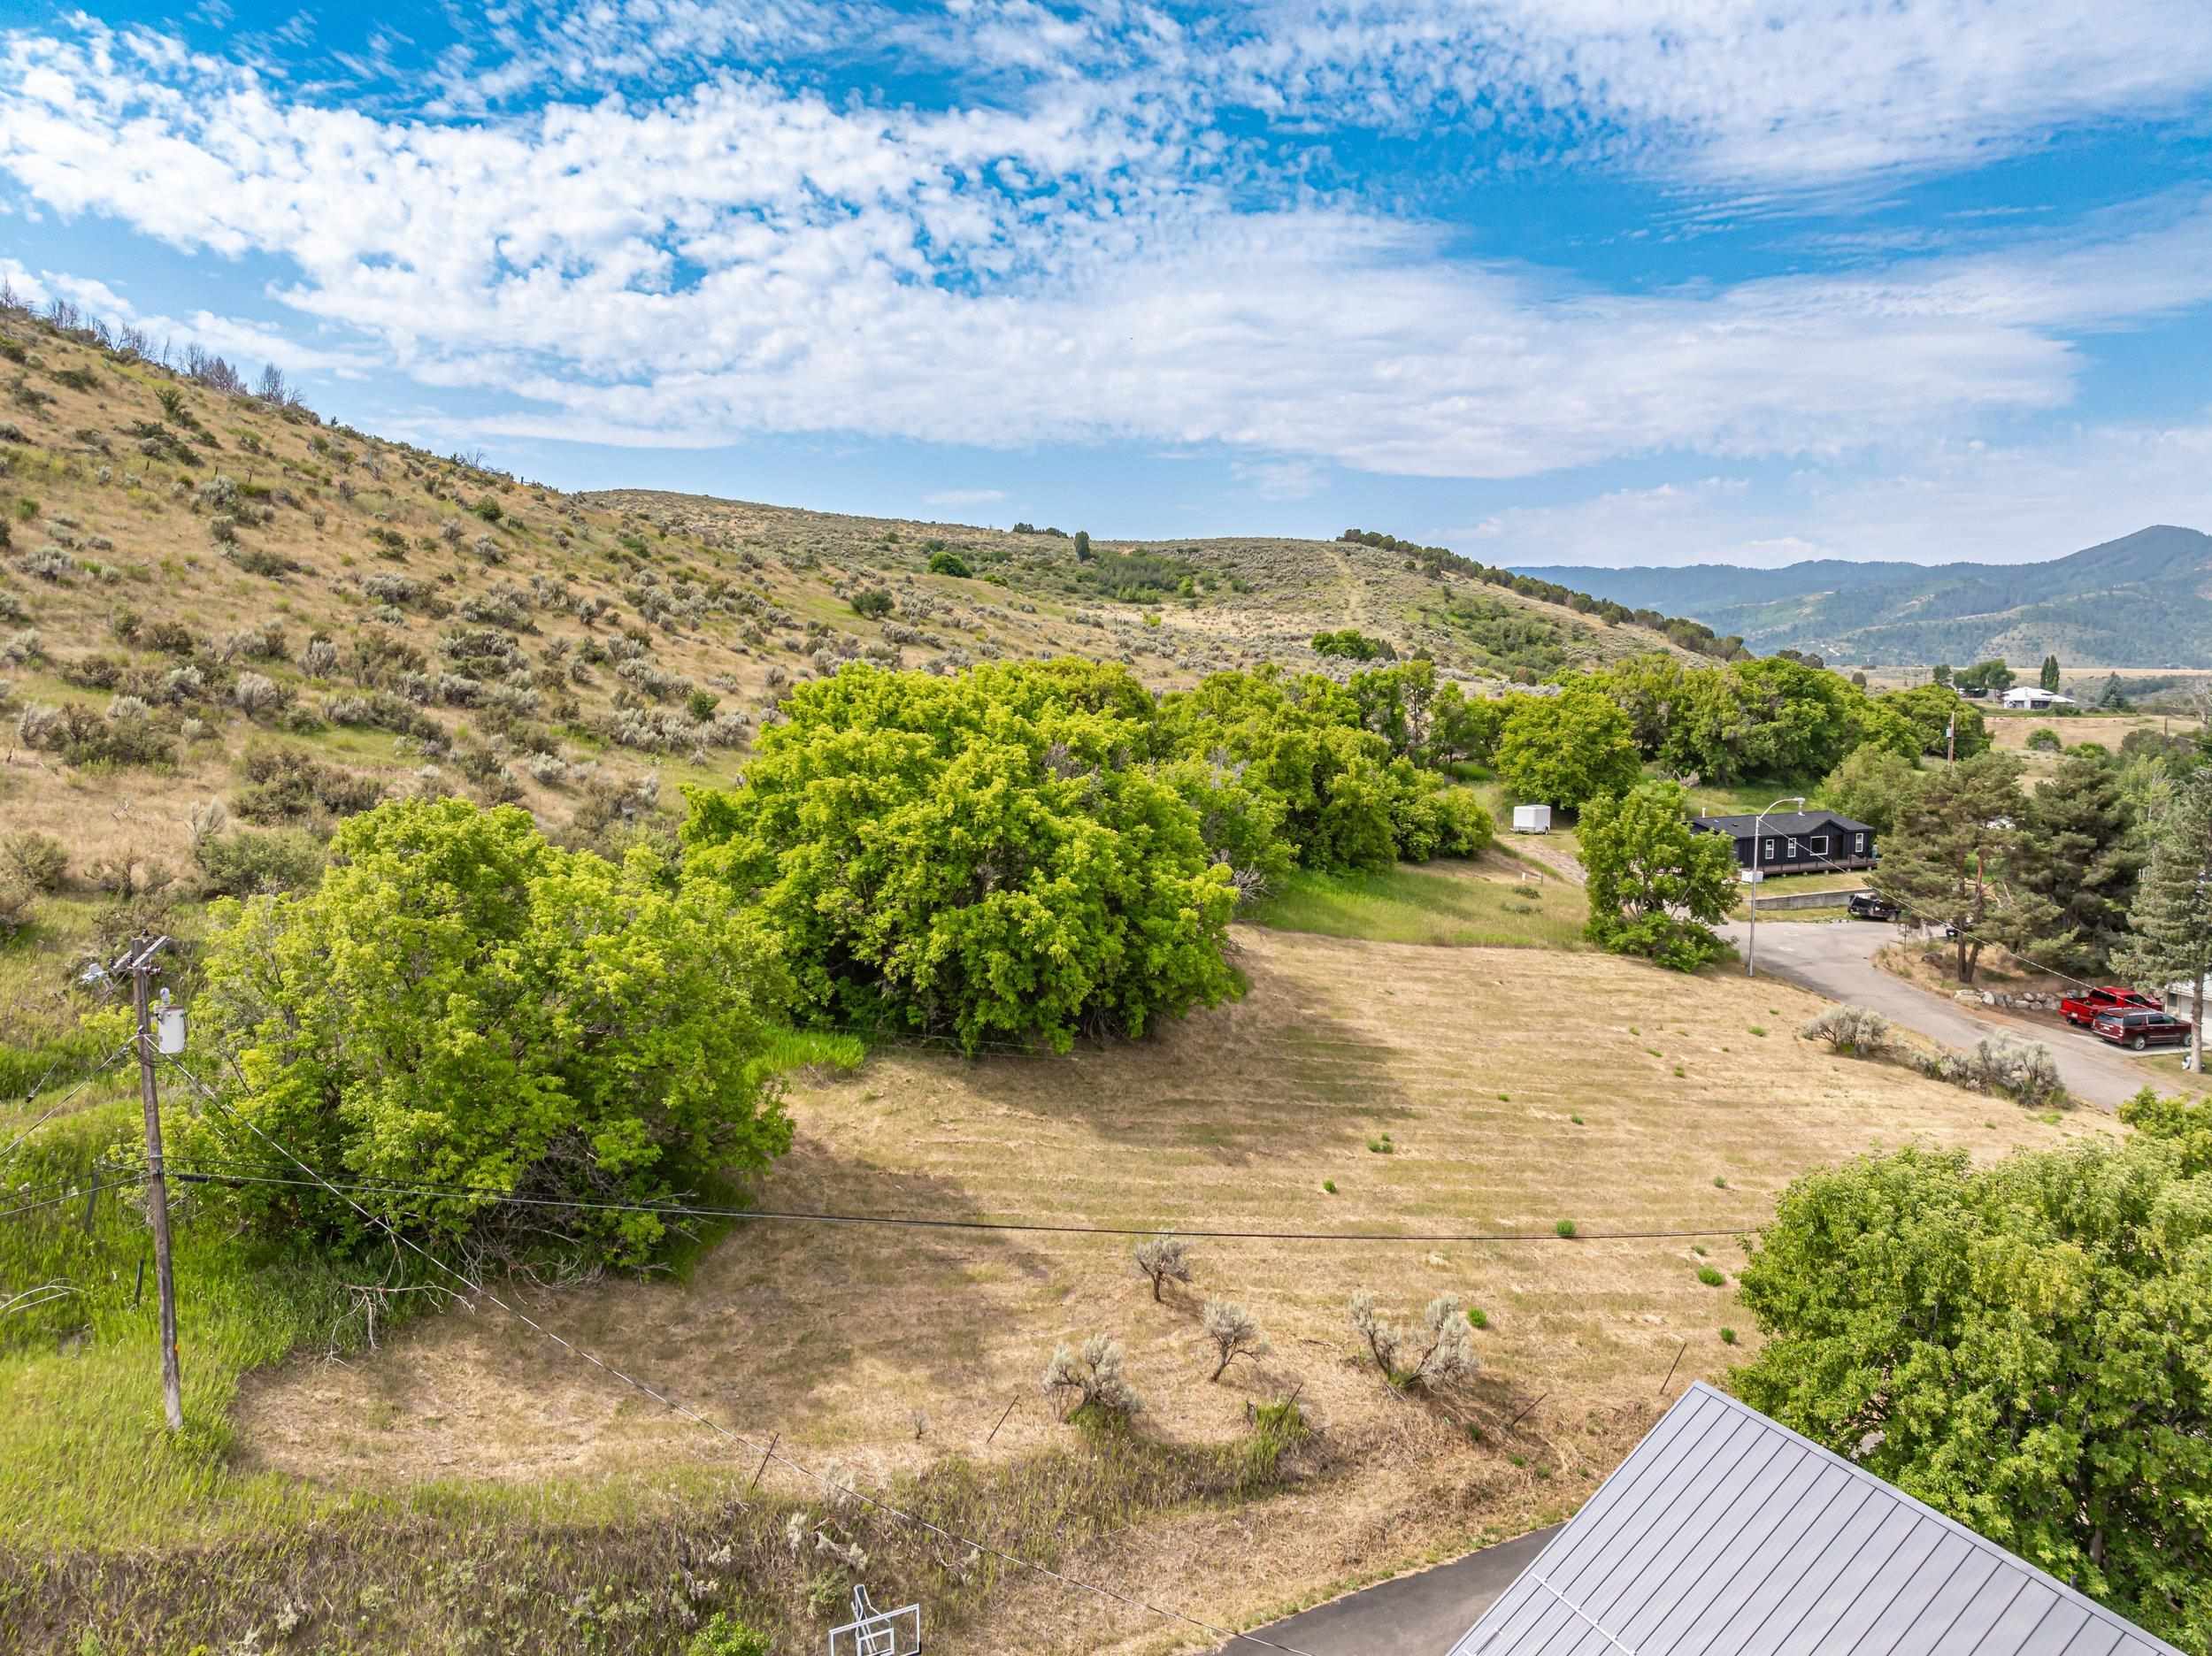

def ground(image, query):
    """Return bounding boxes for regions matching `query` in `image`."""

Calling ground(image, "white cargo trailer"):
[1511,804,1551,833]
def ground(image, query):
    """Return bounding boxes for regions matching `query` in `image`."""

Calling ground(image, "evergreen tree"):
[1870,752,2052,984]
[2016,752,2143,977]
[2115,778,2212,1072]
[2039,654,2061,693]
[2100,672,2130,710]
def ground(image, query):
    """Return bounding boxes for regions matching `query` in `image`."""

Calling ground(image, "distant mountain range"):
[1518,525,2212,668]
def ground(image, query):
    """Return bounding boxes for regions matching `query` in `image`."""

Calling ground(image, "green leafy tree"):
[1151,668,1485,872]
[1310,628,1387,662]
[1875,682,1989,759]
[1736,1142,2212,1649]
[1426,681,1506,770]
[2116,778,2212,1072]
[1871,752,2050,983]
[1931,663,1953,686]
[1816,745,1922,836]
[1346,659,1435,760]
[1578,778,1740,970]
[1955,658,2016,694]
[926,548,972,578]
[1072,529,1091,560]
[1494,684,1640,810]
[2100,671,2131,710]
[682,662,1239,1051]
[2016,751,2144,978]
[1594,653,1686,758]
[180,799,793,1265]
[2040,654,2062,693]
[1649,658,1855,785]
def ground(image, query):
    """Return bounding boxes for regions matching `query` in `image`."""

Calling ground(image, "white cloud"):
[1220,0,2212,189]
[922,487,1007,505]
[1231,457,1326,501]
[1461,418,2212,567]
[1,10,2208,492]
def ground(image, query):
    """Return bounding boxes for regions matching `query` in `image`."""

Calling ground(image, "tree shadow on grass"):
[897,961,1424,1167]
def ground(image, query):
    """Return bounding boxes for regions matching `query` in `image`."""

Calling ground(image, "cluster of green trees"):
[1853,733,2212,1001]
[180,799,795,1264]
[1588,654,1987,784]
[682,658,1494,1046]
[1737,1090,2212,1649]
[173,657,1502,1268]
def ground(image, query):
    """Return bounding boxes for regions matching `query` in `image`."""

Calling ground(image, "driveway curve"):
[1716,917,2163,1110]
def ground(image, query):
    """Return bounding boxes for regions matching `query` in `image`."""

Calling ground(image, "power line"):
[0,1040,137,1163]
[156,1156,1760,1245]
[154,1052,1323,1655]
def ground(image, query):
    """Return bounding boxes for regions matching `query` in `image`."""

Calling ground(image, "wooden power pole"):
[123,934,182,1431]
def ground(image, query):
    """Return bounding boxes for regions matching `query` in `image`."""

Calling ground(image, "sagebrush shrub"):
[0,831,67,893]
[1802,1004,1891,1057]
[1042,1334,1143,1418]
[1348,1291,1479,1391]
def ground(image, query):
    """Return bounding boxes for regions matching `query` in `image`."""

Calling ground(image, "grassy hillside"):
[0,303,1690,903]
[1521,525,2212,667]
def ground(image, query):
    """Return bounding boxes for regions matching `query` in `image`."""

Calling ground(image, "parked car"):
[1847,893,1896,921]
[2091,1009,2192,1051]
[2062,985,2162,1027]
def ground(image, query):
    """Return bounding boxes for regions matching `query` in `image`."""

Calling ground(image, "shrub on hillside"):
[16,698,174,768]
[682,661,1240,1051]
[1801,1004,1891,1057]
[0,832,67,893]
[192,826,327,897]
[1348,1292,1478,1392]
[849,586,894,618]
[177,799,793,1266]
[1042,1335,1143,1420]
[926,548,972,578]
[1911,1035,2066,1108]
[233,744,386,823]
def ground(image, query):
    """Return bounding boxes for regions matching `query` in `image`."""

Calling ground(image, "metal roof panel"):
[1448,1384,2180,1656]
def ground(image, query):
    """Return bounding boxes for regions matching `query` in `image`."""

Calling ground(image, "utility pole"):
[123,934,181,1432]
[1745,795,1806,978]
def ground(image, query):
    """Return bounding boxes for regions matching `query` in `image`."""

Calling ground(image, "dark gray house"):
[1450,1381,2178,1656]
[1689,809,1876,875]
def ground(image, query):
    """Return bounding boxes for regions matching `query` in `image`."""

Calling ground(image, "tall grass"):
[1246,863,1586,949]
[0,1027,872,1552]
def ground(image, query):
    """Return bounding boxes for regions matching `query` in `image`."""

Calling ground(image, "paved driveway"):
[1214,1525,1560,1655]
[1716,917,2165,1110]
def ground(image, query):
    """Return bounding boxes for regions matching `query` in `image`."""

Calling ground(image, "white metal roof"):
[1448,1382,2178,1656]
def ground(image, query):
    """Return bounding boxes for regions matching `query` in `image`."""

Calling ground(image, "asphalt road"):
[1213,1525,1561,1656]
[1717,916,2162,1109]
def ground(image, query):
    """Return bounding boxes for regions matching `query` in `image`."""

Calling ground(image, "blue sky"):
[4,0,2210,566]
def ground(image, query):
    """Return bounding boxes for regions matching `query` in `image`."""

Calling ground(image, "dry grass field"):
[223,922,2108,1650]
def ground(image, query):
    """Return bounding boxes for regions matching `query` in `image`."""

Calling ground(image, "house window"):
[1763,838,1776,862]
[1809,835,1829,855]
[1786,838,1799,859]
[1854,832,1867,855]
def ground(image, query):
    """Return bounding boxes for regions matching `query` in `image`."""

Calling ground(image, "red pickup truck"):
[2061,985,2162,1027]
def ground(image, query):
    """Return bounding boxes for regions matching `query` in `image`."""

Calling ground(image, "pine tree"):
[2016,752,2143,976]
[1870,752,2051,983]
[2115,779,2212,1071]
[2039,654,2061,693]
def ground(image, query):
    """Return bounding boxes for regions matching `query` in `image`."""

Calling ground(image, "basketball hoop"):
[828,1585,921,1656]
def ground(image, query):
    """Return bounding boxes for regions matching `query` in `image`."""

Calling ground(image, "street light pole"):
[1745,795,1807,978]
